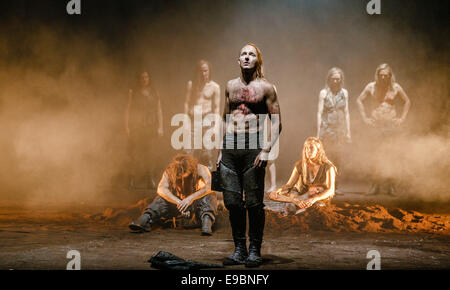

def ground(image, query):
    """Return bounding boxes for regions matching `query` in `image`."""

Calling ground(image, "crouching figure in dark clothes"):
[218,43,282,268]
[129,154,217,236]
[269,137,336,214]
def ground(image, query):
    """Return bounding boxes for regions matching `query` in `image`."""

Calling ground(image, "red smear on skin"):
[237,87,258,102]
[235,87,259,115]
[238,104,249,115]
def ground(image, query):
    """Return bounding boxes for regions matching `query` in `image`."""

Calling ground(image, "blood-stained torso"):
[226,77,270,134]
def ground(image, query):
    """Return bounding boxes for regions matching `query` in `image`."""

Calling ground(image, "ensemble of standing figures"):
[126,43,411,268]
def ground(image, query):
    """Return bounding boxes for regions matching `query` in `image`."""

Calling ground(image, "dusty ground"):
[1,184,449,270]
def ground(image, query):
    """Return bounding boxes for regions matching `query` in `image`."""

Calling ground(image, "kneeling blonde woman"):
[269,137,337,214]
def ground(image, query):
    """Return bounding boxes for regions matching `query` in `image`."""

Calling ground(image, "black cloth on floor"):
[148,251,223,270]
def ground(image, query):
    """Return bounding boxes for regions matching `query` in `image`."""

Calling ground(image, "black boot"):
[245,240,263,268]
[223,237,248,265]
[223,207,248,265]
[201,215,213,236]
[129,213,152,232]
[245,205,265,268]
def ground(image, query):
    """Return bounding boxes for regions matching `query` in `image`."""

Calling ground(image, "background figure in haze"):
[184,60,221,170]
[218,43,282,268]
[125,71,164,190]
[357,63,411,196]
[317,67,351,194]
[269,137,337,215]
[129,154,217,235]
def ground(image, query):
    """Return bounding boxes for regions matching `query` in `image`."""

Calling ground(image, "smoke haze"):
[0,0,448,206]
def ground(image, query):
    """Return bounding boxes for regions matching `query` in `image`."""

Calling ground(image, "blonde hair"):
[242,43,264,79]
[326,67,345,90]
[299,137,337,185]
[375,63,396,88]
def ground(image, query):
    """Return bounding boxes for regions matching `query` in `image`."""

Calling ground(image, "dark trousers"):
[144,194,217,225]
[219,148,266,245]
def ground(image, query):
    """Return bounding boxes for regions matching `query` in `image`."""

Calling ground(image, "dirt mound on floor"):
[265,203,449,235]
[91,199,449,235]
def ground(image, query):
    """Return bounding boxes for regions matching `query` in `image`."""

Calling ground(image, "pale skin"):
[316,72,351,142]
[184,63,221,116]
[269,142,336,210]
[125,71,164,137]
[157,163,213,214]
[217,44,282,168]
[357,68,411,127]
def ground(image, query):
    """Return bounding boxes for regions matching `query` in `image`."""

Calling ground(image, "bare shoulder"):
[159,171,169,183]
[261,78,274,88]
[226,78,240,91]
[362,82,375,96]
[366,82,376,90]
[260,78,276,94]
[327,165,337,175]
[228,78,240,86]
[197,164,211,176]
[342,88,349,98]
[393,82,404,92]
[209,80,220,89]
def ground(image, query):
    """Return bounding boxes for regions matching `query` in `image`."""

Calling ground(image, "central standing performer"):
[218,43,282,267]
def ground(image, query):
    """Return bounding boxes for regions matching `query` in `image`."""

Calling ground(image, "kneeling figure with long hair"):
[269,137,336,214]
